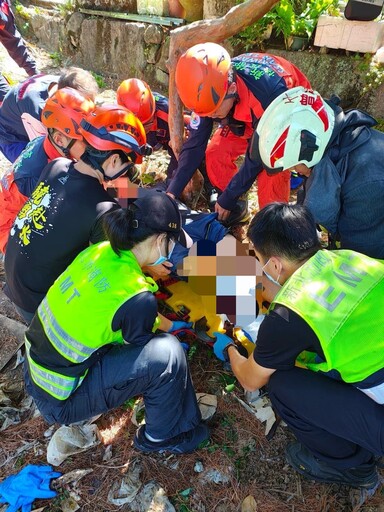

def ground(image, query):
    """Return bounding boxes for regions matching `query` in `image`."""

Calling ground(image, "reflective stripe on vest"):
[25,339,86,400]
[40,297,95,363]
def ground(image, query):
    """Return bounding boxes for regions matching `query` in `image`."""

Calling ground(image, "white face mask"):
[147,237,176,267]
[262,258,282,288]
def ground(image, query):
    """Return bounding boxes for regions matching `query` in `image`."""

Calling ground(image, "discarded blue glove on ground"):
[213,332,236,362]
[168,321,193,332]
[0,464,61,512]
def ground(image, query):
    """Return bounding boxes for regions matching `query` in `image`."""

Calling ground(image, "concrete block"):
[314,15,384,53]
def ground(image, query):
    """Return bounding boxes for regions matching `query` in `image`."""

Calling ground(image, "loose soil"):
[0,35,383,512]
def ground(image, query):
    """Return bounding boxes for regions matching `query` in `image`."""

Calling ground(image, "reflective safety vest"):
[26,242,159,400]
[271,250,384,401]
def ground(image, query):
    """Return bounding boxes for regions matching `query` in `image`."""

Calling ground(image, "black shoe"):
[286,442,379,489]
[134,423,210,454]
[222,198,250,227]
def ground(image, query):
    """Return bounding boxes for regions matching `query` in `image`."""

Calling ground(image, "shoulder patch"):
[190,112,201,130]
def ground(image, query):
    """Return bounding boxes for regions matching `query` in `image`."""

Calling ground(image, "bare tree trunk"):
[166,0,278,158]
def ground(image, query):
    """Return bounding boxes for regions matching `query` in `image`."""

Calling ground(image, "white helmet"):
[256,86,335,173]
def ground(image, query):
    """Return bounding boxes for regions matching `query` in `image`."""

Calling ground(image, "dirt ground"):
[0,35,383,512]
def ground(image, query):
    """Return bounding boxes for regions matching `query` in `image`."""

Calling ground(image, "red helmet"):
[116,78,156,127]
[41,87,95,139]
[175,42,232,116]
[79,104,148,163]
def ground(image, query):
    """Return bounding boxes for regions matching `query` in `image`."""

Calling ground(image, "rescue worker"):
[255,86,384,259]
[0,0,39,102]
[166,42,311,224]
[116,78,185,180]
[24,192,209,454]
[0,87,95,253]
[4,104,148,323]
[213,202,384,491]
[0,66,98,162]
[114,78,210,208]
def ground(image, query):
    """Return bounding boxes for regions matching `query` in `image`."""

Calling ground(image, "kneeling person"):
[24,192,209,454]
[214,203,384,490]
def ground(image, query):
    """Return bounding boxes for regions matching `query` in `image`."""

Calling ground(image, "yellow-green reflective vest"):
[271,250,384,398]
[27,242,159,400]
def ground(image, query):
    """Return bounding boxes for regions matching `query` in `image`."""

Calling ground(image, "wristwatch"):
[223,342,238,362]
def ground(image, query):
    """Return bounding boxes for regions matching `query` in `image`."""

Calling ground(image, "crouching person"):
[24,192,209,454]
[213,202,384,491]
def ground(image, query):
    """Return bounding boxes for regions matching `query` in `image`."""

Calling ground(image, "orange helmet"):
[175,42,232,116]
[79,104,149,163]
[116,79,156,128]
[41,87,95,139]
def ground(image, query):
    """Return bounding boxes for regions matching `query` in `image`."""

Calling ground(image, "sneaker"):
[286,442,379,489]
[134,423,210,454]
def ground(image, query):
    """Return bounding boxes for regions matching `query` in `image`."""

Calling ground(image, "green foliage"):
[231,0,340,51]
[273,0,340,39]
[91,71,107,89]
[171,488,194,512]
[355,53,384,94]
[55,0,76,17]
[234,439,257,479]
[14,1,30,20]
[122,397,137,410]
[375,119,384,132]
[49,51,63,67]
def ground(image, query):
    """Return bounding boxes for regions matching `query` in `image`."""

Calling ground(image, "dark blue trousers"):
[268,368,384,469]
[25,334,202,440]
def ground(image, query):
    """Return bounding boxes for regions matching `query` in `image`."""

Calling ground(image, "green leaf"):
[179,488,192,497]
[225,383,235,393]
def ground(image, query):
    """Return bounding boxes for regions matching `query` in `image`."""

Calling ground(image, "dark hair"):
[247,203,321,262]
[58,67,99,101]
[103,207,174,257]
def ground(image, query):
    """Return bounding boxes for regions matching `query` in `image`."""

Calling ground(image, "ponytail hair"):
[103,208,157,256]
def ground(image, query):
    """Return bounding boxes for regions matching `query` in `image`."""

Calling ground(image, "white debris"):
[46,424,100,466]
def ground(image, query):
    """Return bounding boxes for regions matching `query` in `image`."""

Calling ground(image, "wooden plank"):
[78,7,185,27]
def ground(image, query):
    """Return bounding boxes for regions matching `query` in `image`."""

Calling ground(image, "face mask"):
[262,258,282,288]
[147,238,176,267]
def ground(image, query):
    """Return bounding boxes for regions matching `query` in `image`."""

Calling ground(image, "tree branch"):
[166,0,279,158]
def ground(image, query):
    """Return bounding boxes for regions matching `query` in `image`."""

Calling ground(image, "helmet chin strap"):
[106,163,139,182]
[80,150,139,182]
[48,131,76,158]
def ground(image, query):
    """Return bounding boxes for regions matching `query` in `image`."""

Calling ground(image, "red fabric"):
[257,169,291,209]
[43,136,61,161]
[205,59,311,208]
[270,54,311,90]
[205,127,250,192]
[0,172,28,253]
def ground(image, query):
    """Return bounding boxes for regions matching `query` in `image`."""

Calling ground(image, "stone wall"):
[16,1,384,117]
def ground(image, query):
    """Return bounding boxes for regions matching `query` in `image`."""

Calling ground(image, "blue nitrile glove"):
[0,464,61,512]
[213,332,236,362]
[168,321,193,333]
